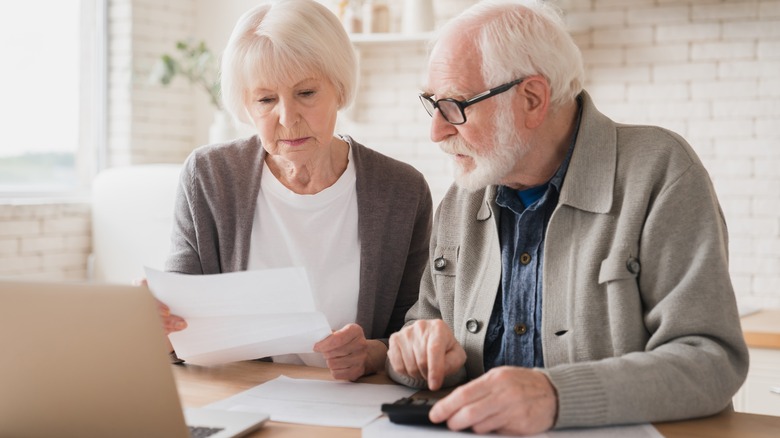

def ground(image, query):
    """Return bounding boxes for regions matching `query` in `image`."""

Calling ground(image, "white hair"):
[220,0,358,125]
[437,0,584,110]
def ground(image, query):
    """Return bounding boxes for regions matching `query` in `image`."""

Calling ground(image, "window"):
[0,0,104,195]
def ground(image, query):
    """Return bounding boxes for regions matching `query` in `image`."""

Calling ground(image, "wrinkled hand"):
[156,298,187,335]
[313,323,385,381]
[135,278,187,336]
[430,366,557,435]
[387,319,466,390]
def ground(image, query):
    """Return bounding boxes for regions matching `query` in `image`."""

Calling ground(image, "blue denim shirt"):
[483,103,581,371]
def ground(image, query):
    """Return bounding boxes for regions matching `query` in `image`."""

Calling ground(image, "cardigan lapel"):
[351,139,382,338]
[557,91,616,215]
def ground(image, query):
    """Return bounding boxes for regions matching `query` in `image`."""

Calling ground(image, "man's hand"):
[313,323,385,381]
[430,366,558,435]
[387,319,466,390]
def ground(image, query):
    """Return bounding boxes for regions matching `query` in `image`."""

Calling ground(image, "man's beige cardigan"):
[390,92,749,429]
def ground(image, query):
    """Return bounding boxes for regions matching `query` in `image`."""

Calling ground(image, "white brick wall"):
[107,0,198,167]
[2,0,779,312]
[0,202,91,280]
[564,0,780,309]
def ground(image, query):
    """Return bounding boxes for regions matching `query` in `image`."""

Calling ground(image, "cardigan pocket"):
[598,253,640,284]
[432,245,458,306]
[596,252,645,353]
[431,245,458,277]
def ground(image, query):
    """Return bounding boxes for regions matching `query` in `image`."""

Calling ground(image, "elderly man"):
[387,0,749,435]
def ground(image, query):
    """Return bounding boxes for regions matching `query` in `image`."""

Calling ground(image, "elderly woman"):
[157,0,432,381]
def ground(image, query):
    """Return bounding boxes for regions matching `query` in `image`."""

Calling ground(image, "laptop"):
[0,280,268,438]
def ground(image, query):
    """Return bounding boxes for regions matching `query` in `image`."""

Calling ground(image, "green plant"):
[151,39,222,110]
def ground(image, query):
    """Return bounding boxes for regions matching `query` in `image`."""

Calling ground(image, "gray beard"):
[446,108,527,192]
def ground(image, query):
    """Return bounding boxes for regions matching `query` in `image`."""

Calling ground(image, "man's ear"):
[515,76,550,129]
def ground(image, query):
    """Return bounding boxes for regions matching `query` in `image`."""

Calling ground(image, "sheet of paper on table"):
[362,417,664,438]
[206,375,416,428]
[144,267,332,366]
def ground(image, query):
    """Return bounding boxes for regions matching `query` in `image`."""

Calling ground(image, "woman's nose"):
[278,99,300,128]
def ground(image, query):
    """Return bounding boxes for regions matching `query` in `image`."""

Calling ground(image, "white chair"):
[91,164,182,284]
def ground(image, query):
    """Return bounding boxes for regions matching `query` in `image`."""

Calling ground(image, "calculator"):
[381,396,444,426]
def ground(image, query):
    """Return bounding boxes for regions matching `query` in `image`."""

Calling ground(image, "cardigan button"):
[466,319,480,334]
[626,257,641,275]
[434,256,447,271]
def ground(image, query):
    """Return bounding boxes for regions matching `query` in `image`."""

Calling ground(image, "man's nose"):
[430,109,457,143]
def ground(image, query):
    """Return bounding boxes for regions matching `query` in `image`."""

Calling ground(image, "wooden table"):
[736,308,780,416]
[173,360,780,437]
[741,308,780,349]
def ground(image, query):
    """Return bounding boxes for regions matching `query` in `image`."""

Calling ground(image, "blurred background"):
[0,0,777,309]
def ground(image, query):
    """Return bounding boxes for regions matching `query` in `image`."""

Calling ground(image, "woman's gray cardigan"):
[165,135,433,341]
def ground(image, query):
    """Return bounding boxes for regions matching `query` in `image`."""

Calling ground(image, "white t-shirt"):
[247,146,361,367]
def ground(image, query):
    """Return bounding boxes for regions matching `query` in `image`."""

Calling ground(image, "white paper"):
[206,375,416,428]
[144,267,332,365]
[362,417,664,438]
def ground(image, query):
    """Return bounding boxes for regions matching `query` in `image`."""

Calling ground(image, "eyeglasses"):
[419,78,525,125]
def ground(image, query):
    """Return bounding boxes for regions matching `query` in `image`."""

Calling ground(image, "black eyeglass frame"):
[419,78,525,125]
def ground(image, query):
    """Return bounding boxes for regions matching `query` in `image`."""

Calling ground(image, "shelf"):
[348,32,434,45]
